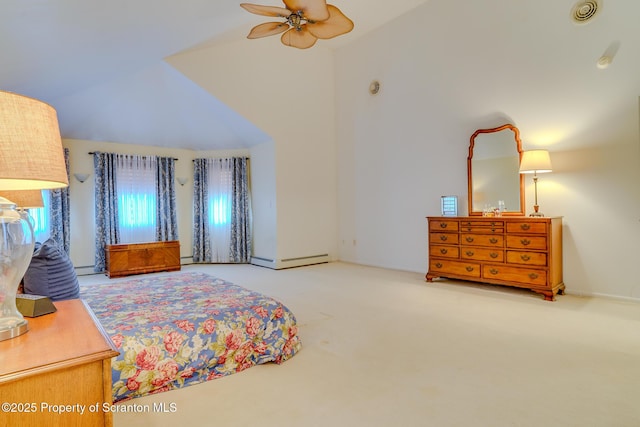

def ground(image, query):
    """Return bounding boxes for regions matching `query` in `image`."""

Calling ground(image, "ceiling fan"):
[240,0,354,49]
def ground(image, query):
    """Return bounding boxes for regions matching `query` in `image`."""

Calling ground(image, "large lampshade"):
[0,91,68,190]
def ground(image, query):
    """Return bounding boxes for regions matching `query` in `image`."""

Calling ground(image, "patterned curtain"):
[230,157,251,263]
[192,158,210,262]
[156,156,178,241]
[49,148,71,253]
[93,152,120,272]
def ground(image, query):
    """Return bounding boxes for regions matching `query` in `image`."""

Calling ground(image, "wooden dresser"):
[105,240,181,278]
[0,299,119,427]
[426,216,564,300]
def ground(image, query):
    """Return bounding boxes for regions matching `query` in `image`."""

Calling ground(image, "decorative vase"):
[0,197,35,341]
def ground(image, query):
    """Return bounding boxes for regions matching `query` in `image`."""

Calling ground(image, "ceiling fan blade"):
[283,0,329,21]
[306,5,353,39]
[247,22,291,39]
[240,3,292,18]
[281,27,318,49]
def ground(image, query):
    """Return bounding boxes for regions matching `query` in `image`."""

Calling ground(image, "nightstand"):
[0,299,118,427]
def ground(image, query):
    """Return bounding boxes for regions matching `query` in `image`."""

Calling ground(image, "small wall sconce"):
[176,177,188,186]
[74,173,90,183]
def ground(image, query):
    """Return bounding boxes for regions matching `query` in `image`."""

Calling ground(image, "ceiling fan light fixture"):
[241,0,353,49]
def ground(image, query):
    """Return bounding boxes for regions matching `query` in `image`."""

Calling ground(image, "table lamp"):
[519,150,552,217]
[0,90,68,341]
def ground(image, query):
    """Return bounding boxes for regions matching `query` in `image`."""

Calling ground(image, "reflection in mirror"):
[468,124,524,216]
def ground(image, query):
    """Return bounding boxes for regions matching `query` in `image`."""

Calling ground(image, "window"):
[210,194,230,226]
[28,190,50,243]
[116,155,157,243]
[206,158,233,261]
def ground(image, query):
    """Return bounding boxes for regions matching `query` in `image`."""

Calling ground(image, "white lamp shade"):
[519,150,552,174]
[0,91,68,190]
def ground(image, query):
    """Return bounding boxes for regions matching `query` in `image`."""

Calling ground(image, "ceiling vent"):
[571,0,601,24]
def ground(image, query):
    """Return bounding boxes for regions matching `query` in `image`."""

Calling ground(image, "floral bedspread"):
[80,272,301,402]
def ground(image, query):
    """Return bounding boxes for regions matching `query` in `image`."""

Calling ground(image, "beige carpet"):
[79,262,640,427]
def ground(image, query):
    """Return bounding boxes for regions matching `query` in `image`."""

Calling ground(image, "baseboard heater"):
[251,254,329,270]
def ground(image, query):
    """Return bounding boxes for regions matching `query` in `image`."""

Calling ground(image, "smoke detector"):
[571,1,602,24]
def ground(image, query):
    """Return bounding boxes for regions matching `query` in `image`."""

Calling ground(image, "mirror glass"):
[467,124,524,216]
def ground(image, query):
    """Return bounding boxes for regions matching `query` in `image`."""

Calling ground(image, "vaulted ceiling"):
[2,1,639,152]
[0,0,428,150]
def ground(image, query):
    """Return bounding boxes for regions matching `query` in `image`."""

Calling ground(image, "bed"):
[79,271,301,403]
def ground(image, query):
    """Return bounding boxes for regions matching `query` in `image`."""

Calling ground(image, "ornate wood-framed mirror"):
[467,124,525,216]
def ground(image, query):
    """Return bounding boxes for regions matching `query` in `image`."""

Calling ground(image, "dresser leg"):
[538,291,556,301]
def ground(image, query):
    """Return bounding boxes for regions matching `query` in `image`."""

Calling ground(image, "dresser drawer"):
[430,245,460,259]
[459,220,504,234]
[429,259,481,278]
[429,232,460,245]
[461,247,504,262]
[461,233,504,247]
[506,235,547,250]
[506,221,547,234]
[429,220,459,232]
[507,250,547,266]
[483,265,547,287]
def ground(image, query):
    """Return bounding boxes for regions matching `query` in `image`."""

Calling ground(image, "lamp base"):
[529,205,545,217]
[0,319,29,342]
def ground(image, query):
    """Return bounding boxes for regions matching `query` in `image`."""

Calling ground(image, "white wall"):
[168,38,338,266]
[334,1,640,298]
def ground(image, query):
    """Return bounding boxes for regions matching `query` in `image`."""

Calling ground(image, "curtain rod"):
[88,152,178,161]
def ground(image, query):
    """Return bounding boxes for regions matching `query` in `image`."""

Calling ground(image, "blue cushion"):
[23,239,79,301]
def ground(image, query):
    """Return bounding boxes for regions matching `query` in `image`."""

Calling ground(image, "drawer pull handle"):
[466,251,474,256]
[489,268,499,275]
[520,224,531,230]
[435,262,443,268]
[520,239,531,246]
[465,266,474,272]
[440,223,448,228]
[529,273,539,280]
[490,252,498,259]
[440,248,448,255]
[520,254,531,261]
[440,235,448,242]
[490,238,498,244]
[466,237,474,243]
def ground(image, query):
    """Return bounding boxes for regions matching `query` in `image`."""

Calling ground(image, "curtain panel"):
[192,158,210,262]
[49,148,71,253]
[156,156,178,242]
[93,152,120,272]
[230,157,251,263]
